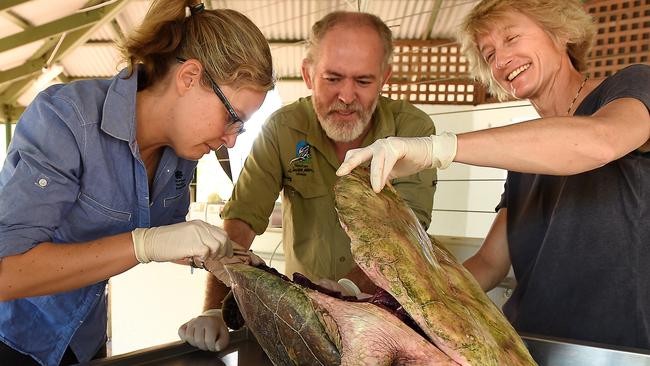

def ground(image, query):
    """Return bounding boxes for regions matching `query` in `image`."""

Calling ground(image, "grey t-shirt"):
[498,64,650,348]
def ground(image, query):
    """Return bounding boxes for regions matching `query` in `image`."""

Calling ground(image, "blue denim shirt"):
[0,68,196,366]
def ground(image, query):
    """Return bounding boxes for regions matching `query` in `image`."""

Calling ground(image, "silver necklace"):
[567,76,588,115]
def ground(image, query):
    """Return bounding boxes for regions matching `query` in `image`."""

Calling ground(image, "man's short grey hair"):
[305,11,394,71]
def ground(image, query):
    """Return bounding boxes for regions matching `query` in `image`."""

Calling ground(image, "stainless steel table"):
[88,328,271,366]
[522,333,650,366]
[91,328,650,365]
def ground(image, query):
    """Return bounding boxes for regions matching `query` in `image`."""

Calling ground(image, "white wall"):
[420,101,539,239]
[274,79,311,103]
[108,262,207,354]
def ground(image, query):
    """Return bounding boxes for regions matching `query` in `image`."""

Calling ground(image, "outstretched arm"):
[0,220,238,301]
[339,98,650,192]
[0,233,137,301]
[456,98,650,175]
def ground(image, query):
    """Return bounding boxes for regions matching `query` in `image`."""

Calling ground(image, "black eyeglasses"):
[176,57,245,136]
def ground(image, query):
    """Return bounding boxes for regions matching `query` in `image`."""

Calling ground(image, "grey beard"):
[319,114,370,142]
[313,98,377,143]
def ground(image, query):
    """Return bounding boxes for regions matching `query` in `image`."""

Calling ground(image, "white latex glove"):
[246,250,266,267]
[178,309,229,352]
[205,250,267,286]
[132,220,236,263]
[317,278,372,300]
[336,132,457,193]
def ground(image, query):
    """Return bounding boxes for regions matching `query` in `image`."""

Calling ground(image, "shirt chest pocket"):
[283,150,332,199]
[284,176,329,199]
[163,192,184,207]
[77,191,132,222]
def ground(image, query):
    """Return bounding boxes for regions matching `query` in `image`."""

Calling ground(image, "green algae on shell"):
[333,167,536,366]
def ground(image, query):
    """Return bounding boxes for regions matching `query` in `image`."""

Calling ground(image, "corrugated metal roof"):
[0,41,44,71]
[206,0,479,41]
[270,42,305,79]
[0,1,646,111]
[60,43,123,78]
[112,1,148,35]
[0,0,485,107]
[10,0,88,27]
[0,17,24,38]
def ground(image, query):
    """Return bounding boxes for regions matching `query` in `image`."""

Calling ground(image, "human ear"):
[176,59,203,94]
[301,59,314,90]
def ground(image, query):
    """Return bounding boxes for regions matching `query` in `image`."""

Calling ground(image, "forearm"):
[0,232,137,301]
[204,274,231,309]
[455,111,647,175]
[223,219,255,249]
[463,255,508,292]
[462,209,511,292]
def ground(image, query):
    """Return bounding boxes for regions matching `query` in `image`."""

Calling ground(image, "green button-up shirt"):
[222,96,436,281]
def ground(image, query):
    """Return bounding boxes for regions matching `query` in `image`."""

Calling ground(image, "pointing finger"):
[369,147,387,193]
[336,147,374,176]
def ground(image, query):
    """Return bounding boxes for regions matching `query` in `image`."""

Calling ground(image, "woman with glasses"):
[0,1,274,365]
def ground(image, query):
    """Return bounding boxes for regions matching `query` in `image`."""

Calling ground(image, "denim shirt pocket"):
[77,191,132,222]
[163,192,184,208]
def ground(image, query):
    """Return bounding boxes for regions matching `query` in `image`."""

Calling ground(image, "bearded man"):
[178,11,437,352]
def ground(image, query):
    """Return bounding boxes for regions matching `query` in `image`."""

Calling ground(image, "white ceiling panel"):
[60,43,123,78]
[10,0,88,27]
[0,15,26,38]
[0,40,45,71]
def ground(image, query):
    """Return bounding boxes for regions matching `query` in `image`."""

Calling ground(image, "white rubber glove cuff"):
[337,278,361,297]
[132,228,151,263]
[201,308,222,317]
[431,132,458,169]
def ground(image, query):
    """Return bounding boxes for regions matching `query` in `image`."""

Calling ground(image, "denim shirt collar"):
[101,67,138,144]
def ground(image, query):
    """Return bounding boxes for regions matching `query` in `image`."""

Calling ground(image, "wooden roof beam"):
[0,0,32,13]
[0,0,132,104]
[1,9,31,29]
[0,0,128,54]
[421,0,443,40]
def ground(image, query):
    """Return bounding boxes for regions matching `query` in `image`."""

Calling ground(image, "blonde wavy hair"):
[305,11,394,72]
[119,0,274,92]
[457,0,595,101]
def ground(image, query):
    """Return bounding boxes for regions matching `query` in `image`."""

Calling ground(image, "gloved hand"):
[336,132,457,193]
[132,220,238,263]
[205,250,267,286]
[178,309,229,352]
